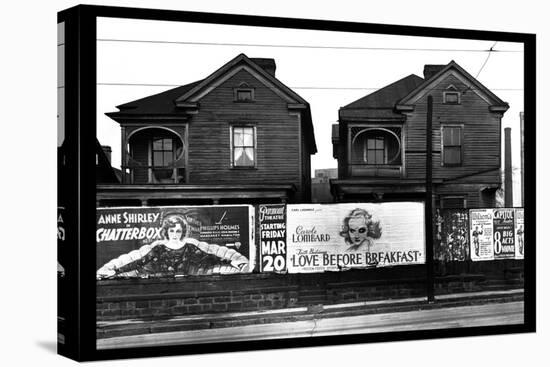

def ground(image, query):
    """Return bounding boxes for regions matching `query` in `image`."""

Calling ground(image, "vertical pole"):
[504,127,513,207]
[121,126,126,183]
[520,113,524,207]
[426,96,435,303]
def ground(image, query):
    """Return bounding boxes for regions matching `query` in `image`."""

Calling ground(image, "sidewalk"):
[97,288,523,344]
[97,299,523,349]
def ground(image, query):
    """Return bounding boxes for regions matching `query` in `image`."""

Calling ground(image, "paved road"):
[97,301,523,349]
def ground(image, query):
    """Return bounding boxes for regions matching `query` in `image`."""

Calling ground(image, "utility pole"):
[426,95,435,303]
[504,127,513,207]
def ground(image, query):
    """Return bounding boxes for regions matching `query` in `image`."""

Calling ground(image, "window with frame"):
[444,91,460,104]
[364,136,387,164]
[443,85,461,104]
[235,88,254,102]
[152,137,177,181]
[442,126,462,166]
[234,83,255,102]
[232,126,255,167]
[350,126,401,166]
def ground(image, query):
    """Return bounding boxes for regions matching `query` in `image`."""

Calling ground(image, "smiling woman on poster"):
[339,208,382,252]
[96,214,249,278]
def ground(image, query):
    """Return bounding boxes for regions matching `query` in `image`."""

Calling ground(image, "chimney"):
[504,128,513,207]
[101,145,112,164]
[423,65,446,80]
[250,58,276,77]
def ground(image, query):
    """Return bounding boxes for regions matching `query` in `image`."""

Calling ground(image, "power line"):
[96,82,522,91]
[458,42,498,96]
[97,38,522,53]
[476,42,498,78]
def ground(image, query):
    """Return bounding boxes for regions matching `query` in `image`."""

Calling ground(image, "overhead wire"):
[96,83,522,92]
[97,38,522,53]
[95,40,522,99]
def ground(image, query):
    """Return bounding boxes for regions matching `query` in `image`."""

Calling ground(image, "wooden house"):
[331,61,509,208]
[98,54,317,206]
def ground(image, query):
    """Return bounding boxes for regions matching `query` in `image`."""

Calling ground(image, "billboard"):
[469,209,495,261]
[286,202,425,273]
[96,205,255,278]
[470,208,524,261]
[258,204,287,273]
[434,209,470,261]
[492,209,516,259]
[514,208,524,259]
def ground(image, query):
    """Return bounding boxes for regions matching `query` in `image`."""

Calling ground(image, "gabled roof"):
[175,53,309,106]
[339,61,509,121]
[105,54,317,153]
[397,60,509,109]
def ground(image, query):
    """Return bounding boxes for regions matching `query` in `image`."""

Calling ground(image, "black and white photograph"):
[78,10,531,353]
[8,0,550,363]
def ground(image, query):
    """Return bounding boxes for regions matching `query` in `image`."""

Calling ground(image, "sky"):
[96,17,524,205]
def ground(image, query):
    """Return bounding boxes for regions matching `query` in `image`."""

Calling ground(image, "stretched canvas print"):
[57,5,535,361]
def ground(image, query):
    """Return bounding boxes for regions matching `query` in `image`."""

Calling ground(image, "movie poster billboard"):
[492,208,516,259]
[96,205,255,278]
[434,209,470,261]
[286,202,425,273]
[258,204,287,273]
[470,209,494,261]
[514,208,524,259]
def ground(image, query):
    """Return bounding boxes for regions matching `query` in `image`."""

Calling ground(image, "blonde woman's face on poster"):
[348,217,368,245]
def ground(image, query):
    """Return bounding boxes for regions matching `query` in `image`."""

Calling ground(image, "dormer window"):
[443,85,460,104]
[234,83,255,102]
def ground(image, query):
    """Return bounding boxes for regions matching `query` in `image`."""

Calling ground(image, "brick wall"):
[97,262,523,322]
[97,287,298,321]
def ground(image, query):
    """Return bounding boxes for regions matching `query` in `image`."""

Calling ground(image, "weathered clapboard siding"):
[187,69,304,199]
[300,120,311,202]
[404,74,501,184]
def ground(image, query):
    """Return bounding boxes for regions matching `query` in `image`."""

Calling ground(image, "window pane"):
[443,127,461,145]
[445,92,459,103]
[234,147,254,166]
[153,138,163,150]
[243,128,254,146]
[375,150,384,164]
[153,151,164,166]
[164,139,172,151]
[443,128,452,145]
[375,137,384,149]
[444,147,461,164]
[243,147,254,165]
[233,128,244,146]
[367,139,375,149]
[234,147,243,165]
[452,128,461,145]
[164,151,173,165]
[237,90,252,101]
